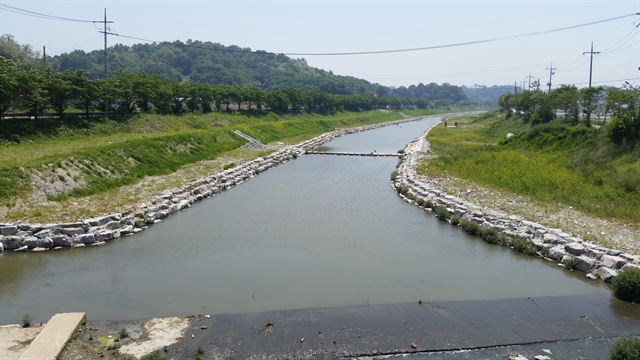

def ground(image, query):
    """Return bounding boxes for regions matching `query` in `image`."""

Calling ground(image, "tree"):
[580,87,603,127]
[15,67,48,118]
[552,85,579,124]
[0,58,18,119]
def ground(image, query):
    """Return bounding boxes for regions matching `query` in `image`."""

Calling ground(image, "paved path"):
[19,312,85,360]
[164,294,640,359]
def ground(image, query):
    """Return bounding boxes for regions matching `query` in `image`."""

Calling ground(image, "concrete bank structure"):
[393,124,640,284]
[0,114,472,254]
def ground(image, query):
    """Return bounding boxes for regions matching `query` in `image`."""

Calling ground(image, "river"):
[0,116,607,324]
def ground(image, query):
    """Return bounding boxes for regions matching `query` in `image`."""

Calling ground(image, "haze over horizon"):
[1,0,638,88]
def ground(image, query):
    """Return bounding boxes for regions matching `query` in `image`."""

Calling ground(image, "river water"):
[0,116,607,324]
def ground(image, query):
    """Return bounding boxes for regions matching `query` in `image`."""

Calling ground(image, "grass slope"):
[0,109,441,214]
[420,112,640,222]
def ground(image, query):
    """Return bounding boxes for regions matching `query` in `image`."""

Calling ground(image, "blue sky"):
[1,0,638,88]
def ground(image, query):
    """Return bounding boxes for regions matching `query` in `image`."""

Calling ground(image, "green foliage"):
[390,170,398,181]
[433,205,451,221]
[510,236,536,255]
[562,256,579,270]
[611,337,640,360]
[612,268,640,303]
[141,351,167,360]
[460,219,482,236]
[449,215,461,226]
[119,328,129,339]
[223,162,237,170]
[423,114,640,222]
[195,347,205,360]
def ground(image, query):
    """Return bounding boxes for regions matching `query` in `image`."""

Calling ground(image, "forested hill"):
[53,40,378,95]
[49,39,468,103]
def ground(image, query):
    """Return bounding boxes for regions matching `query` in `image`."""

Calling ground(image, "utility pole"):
[546,63,557,93]
[97,9,114,118]
[582,41,600,88]
[526,73,535,91]
[42,46,46,70]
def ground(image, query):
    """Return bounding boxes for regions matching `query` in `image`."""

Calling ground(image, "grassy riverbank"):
[419,112,640,223]
[0,108,447,222]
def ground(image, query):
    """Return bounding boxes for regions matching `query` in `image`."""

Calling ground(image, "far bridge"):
[306,151,400,157]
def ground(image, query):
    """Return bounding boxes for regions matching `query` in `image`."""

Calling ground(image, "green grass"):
[420,113,640,222]
[0,109,446,203]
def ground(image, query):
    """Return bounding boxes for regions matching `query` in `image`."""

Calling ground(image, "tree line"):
[498,85,640,146]
[0,57,433,120]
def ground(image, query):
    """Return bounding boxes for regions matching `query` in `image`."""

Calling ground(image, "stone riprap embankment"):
[394,125,640,284]
[0,114,453,254]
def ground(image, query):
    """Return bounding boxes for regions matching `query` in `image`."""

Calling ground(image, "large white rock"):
[595,267,618,283]
[601,255,627,270]
[548,245,566,261]
[565,242,586,256]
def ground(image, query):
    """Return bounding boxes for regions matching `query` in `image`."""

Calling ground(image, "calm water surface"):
[0,117,607,323]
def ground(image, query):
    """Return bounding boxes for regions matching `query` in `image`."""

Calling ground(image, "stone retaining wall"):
[0,114,448,254]
[394,125,640,284]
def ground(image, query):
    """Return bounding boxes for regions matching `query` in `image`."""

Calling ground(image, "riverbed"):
[0,116,608,324]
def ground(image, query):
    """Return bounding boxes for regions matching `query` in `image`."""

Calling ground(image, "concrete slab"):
[19,312,85,360]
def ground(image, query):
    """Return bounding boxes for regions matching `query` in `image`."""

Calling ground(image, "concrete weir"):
[306,150,400,157]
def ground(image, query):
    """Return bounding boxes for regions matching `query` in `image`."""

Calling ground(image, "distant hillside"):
[462,85,512,106]
[52,40,380,95]
[46,39,467,103]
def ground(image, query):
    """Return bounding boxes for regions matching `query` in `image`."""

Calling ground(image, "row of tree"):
[0,58,432,119]
[498,85,640,145]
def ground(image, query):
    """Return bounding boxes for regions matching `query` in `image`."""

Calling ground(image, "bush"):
[611,337,640,360]
[450,215,461,226]
[416,198,426,207]
[460,219,481,236]
[612,268,640,302]
[390,170,398,181]
[479,227,499,244]
[141,352,167,360]
[425,200,434,209]
[511,236,537,255]
[434,206,451,220]
[562,256,579,270]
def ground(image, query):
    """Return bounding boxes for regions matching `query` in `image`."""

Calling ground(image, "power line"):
[106,12,639,56]
[0,3,105,23]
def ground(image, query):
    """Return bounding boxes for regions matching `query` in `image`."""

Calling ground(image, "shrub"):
[612,268,640,303]
[425,200,434,209]
[450,215,461,226]
[223,162,236,170]
[416,198,426,207]
[434,206,451,221]
[119,328,129,339]
[511,236,537,255]
[390,170,398,181]
[479,227,499,244]
[460,219,481,236]
[141,352,167,360]
[611,337,640,360]
[562,256,579,270]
